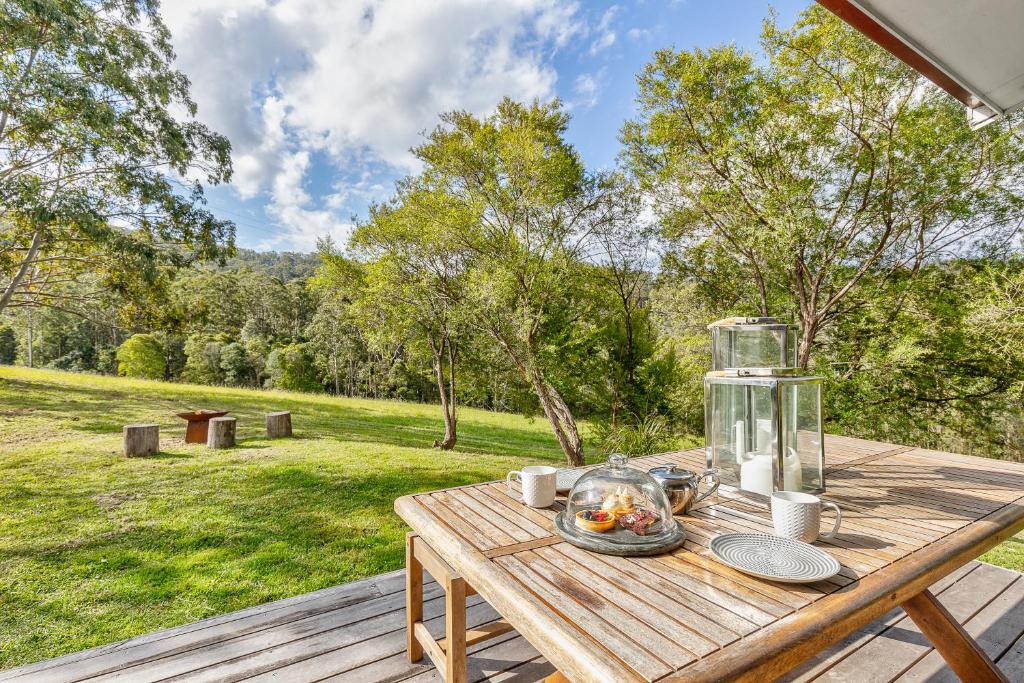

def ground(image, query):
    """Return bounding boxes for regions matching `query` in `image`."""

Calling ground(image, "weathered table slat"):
[395,434,1024,682]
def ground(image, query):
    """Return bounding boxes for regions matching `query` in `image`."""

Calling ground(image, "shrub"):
[116,334,166,379]
[49,350,92,372]
[591,413,679,457]
[96,347,118,375]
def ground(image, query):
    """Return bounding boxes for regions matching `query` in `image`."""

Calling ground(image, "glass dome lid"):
[563,453,678,542]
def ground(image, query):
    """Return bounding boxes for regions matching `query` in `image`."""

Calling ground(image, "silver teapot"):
[648,464,720,515]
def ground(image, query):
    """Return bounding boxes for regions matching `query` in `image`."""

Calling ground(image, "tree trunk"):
[0,230,43,314]
[26,307,33,368]
[430,336,457,450]
[207,417,236,448]
[797,316,818,369]
[123,424,159,457]
[331,347,339,395]
[527,364,583,466]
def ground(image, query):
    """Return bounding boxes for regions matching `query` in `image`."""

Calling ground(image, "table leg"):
[900,589,1008,683]
[406,534,512,682]
[445,576,468,683]
[406,532,424,663]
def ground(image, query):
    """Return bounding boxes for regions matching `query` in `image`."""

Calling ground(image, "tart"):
[575,509,617,533]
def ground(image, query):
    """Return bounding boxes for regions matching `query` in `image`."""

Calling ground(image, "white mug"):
[771,491,842,543]
[506,465,557,508]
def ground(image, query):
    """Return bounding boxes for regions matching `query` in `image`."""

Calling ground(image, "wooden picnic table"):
[395,434,1024,683]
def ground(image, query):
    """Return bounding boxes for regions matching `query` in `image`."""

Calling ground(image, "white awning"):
[819,1,1024,128]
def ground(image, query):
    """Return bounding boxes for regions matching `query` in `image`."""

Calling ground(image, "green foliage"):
[653,257,1024,460]
[96,347,117,375]
[219,342,255,387]
[590,413,679,457]
[0,0,234,315]
[115,334,165,380]
[182,334,224,385]
[0,325,15,364]
[622,4,1024,366]
[3,4,1022,468]
[818,260,1024,458]
[264,344,322,392]
[406,98,637,463]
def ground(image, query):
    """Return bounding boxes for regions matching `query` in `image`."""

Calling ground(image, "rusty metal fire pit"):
[176,409,229,444]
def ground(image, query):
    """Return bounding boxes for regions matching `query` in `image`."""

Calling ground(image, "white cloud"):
[163,0,584,250]
[589,5,619,55]
[256,149,354,251]
[627,27,652,42]
[573,72,602,109]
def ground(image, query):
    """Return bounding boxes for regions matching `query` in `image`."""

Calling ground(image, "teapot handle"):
[693,469,721,504]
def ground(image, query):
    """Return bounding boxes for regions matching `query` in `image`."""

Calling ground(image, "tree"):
[219,342,254,387]
[0,0,234,316]
[820,261,1024,457]
[413,99,625,465]
[622,6,1024,367]
[116,333,165,379]
[347,189,468,450]
[0,324,15,363]
[264,344,321,393]
[182,334,224,384]
[306,288,362,396]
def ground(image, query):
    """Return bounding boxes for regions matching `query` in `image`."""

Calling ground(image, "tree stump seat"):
[207,416,236,449]
[266,411,292,439]
[123,424,159,457]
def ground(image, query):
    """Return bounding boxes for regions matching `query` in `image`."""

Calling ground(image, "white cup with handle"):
[771,490,842,543]
[506,465,557,508]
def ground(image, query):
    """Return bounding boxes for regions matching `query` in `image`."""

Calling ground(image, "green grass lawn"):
[0,366,579,668]
[0,367,1021,669]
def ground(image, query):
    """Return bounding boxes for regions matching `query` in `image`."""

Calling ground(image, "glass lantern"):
[564,453,678,541]
[705,369,824,496]
[708,317,798,370]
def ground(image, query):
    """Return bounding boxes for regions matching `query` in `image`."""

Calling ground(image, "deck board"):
[3,560,1023,682]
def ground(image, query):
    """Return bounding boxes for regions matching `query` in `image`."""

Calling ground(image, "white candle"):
[734,420,746,464]
[785,448,804,490]
[740,453,774,496]
[740,449,805,496]
[756,418,772,454]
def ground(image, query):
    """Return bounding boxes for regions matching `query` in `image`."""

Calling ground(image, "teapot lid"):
[648,464,697,482]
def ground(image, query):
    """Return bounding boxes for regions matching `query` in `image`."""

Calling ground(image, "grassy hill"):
[0,367,573,667]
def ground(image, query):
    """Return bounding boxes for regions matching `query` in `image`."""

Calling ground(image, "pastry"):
[575,509,616,533]
[601,486,636,517]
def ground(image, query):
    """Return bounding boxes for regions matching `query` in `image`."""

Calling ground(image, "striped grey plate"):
[709,533,842,584]
[556,469,585,493]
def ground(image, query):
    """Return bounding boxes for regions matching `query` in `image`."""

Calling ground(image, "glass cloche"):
[553,454,686,556]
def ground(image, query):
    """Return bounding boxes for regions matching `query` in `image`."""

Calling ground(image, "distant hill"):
[220,249,321,281]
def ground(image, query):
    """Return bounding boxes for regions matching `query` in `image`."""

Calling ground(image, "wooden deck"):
[1,559,1022,682]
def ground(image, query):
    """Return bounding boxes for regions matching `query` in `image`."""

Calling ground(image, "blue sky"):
[164,0,809,252]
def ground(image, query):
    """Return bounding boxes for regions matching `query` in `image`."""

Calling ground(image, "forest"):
[2,5,1023,463]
